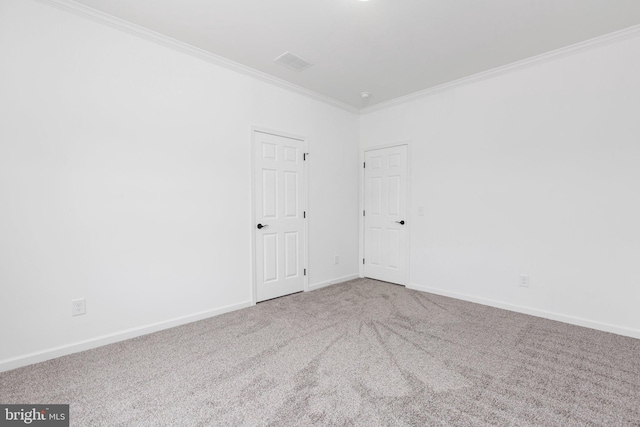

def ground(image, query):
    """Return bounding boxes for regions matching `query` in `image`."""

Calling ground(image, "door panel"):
[371,177,382,214]
[284,231,299,278]
[262,143,277,160]
[284,146,297,162]
[262,169,277,218]
[262,233,278,283]
[388,229,400,269]
[255,131,305,302]
[388,175,401,215]
[284,171,298,218]
[370,228,381,265]
[364,145,408,285]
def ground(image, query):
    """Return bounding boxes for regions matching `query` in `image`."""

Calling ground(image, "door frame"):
[359,141,412,286]
[250,126,309,305]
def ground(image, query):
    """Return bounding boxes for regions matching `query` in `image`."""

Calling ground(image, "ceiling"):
[69,0,640,109]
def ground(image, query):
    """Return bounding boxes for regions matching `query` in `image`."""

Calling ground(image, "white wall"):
[2,0,637,373]
[0,0,359,370]
[360,33,640,338]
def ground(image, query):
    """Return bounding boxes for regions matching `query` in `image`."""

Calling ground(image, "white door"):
[254,131,306,302]
[364,145,408,285]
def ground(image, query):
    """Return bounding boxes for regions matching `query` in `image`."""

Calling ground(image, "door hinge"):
[363,210,365,216]
[363,258,365,265]
[303,211,306,218]
[304,268,307,276]
[363,162,366,168]
[304,153,309,161]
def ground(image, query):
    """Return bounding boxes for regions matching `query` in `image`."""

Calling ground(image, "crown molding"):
[30,0,640,116]
[361,24,640,114]
[33,0,360,114]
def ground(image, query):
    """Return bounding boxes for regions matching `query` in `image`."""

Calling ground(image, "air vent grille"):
[274,51,313,72]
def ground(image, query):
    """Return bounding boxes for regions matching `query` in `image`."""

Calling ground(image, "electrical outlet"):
[334,255,339,265]
[519,275,529,288]
[72,298,86,316]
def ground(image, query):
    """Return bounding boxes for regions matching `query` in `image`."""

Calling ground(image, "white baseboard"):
[309,274,360,291]
[0,300,253,373]
[408,283,640,340]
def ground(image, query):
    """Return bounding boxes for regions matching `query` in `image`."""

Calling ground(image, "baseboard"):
[309,274,360,291]
[0,300,253,373]
[408,283,640,340]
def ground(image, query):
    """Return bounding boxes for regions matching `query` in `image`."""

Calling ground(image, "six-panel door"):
[364,145,408,285]
[254,131,305,302]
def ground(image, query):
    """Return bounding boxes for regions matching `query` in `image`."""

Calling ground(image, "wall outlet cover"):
[72,298,86,316]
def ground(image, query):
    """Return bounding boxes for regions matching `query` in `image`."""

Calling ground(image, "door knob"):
[395,220,405,225]
[257,223,269,229]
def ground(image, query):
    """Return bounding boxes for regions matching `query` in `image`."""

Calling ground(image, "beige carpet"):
[1,278,639,426]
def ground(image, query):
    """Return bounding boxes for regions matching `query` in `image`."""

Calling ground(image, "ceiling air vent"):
[274,51,313,72]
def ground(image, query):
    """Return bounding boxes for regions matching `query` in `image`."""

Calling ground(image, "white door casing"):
[253,130,306,302]
[363,145,408,285]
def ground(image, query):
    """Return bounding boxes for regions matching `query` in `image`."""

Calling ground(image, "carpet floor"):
[1,278,639,426]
